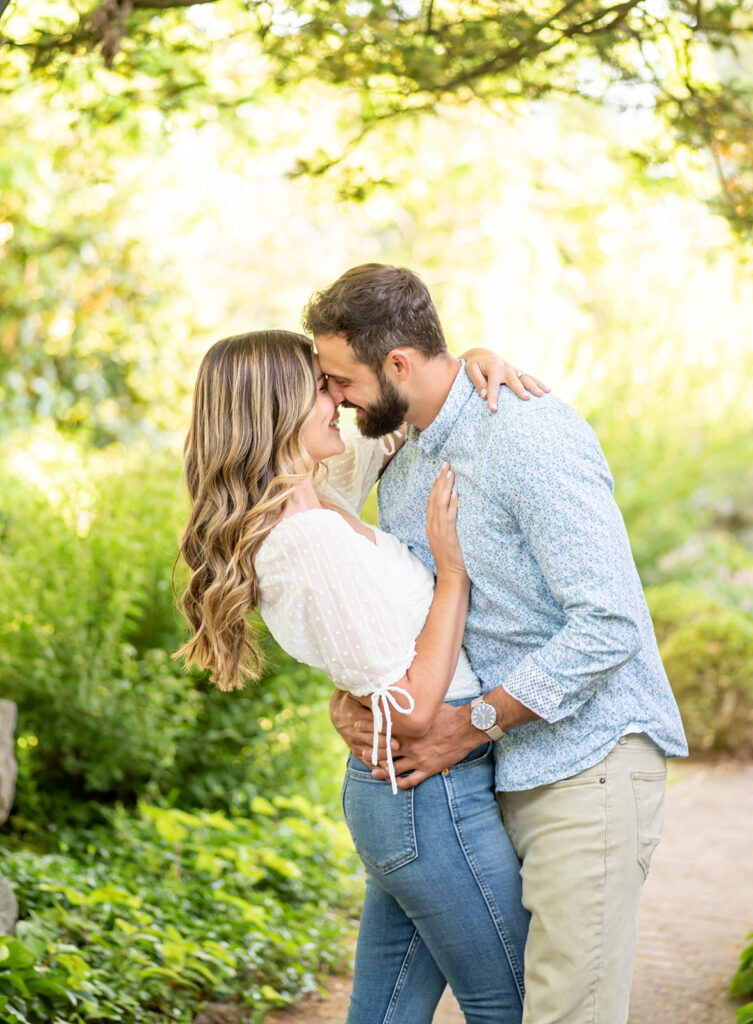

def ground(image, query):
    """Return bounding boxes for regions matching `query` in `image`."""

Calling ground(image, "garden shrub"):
[731,931,753,1024]
[0,437,362,1022]
[731,932,753,999]
[646,584,753,756]
[595,413,753,582]
[0,434,345,819]
[0,799,360,1023]
[0,447,202,805]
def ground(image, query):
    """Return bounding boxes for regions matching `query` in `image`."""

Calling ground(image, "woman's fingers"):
[426,463,466,576]
[479,363,506,410]
[428,463,455,523]
[427,465,453,553]
[465,358,488,398]
[518,372,550,395]
[469,358,506,410]
[502,365,532,402]
[460,346,550,407]
[461,348,511,410]
[447,488,459,527]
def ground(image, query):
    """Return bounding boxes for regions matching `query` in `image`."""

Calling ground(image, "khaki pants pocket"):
[631,768,667,879]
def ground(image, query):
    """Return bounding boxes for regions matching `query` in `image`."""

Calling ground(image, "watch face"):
[471,702,497,730]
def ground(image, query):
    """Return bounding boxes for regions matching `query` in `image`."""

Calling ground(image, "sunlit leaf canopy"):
[1,0,752,444]
[3,1,753,233]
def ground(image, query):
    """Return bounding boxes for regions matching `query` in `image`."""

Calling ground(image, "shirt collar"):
[406,361,474,456]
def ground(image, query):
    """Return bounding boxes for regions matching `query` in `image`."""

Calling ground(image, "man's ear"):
[384,348,413,382]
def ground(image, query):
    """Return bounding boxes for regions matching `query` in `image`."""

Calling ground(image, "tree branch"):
[131,0,218,8]
[432,0,644,95]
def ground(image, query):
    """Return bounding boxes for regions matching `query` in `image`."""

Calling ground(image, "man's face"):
[314,333,408,438]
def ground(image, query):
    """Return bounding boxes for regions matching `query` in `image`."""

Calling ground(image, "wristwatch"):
[470,696,505,741]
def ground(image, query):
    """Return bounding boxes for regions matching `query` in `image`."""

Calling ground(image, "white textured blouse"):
[255,428,480,790]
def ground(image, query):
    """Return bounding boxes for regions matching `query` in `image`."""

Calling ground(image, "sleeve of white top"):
[321,427,403,514]
[271,511,418,694]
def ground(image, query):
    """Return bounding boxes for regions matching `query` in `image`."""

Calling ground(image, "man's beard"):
[350,374,409,438]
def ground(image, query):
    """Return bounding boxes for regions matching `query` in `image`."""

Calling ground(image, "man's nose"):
[327,380,345,404]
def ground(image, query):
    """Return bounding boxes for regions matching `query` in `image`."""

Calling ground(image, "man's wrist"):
[468,686,540,737]
[470,695,505,740]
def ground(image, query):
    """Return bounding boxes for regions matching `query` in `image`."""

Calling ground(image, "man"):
[303,263,687,1024]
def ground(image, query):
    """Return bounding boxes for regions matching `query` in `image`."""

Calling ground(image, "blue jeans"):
[342,738,529,1024]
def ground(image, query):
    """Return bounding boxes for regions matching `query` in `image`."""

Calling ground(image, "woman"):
[176,330,534,1024]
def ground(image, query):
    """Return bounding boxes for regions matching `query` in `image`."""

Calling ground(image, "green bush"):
[732,932,753,1000]
[595,415,753,582]
[0,438,192,801]
[0,434,345,819]
[646,584,753,756]
[0,799,360,1023]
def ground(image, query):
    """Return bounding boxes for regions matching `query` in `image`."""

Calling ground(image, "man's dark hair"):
[302,264,447,373]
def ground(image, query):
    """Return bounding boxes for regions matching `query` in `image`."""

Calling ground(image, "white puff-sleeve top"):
[255,428,481,791]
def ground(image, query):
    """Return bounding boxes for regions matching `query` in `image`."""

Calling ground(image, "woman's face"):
[300,355,346,464]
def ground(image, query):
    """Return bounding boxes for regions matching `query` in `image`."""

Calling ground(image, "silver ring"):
[516,369,525,378]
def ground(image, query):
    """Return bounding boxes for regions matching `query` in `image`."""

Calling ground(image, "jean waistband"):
[346,740,492,776]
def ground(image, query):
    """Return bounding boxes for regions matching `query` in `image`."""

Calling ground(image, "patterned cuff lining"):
[504,654,568,723]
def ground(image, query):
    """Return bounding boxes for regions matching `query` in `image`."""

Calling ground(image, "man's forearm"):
[392,684,538,748]
[368,686,539,790]
[331,681,539,788]
[485,685,540,732]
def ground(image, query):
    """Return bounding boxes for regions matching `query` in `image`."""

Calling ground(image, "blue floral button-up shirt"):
[377,367,688,791]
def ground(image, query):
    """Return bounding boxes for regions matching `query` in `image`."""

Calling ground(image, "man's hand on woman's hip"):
[329,690,470,779]
[329,689,392,763]
[370,703,479,789]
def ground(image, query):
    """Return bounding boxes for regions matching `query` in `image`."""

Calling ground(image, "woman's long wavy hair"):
[174,329,319,691]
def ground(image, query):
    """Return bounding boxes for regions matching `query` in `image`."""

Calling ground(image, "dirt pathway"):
[264,760,753,1023]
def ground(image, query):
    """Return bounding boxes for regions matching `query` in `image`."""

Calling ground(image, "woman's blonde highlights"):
[175,330,318,691]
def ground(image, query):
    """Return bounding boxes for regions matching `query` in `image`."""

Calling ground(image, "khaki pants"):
[497,734,666,1024]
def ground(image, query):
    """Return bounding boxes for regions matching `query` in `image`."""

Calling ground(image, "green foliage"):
[3,1,753,236]
[0,935,79,1024]
[0,799,359,1022]
[737,1004,753,1024]
[646,583,753,756]
[731,933,753,1000]
[0,437,193,802]
[0,62,197,441]
[598,420,753,583]
[0,432,343,818]
[0,429,361,1022]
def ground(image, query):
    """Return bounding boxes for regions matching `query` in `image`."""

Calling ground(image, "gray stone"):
[0,700,18,935]
[0,700,18,825]
[0,877,17,936]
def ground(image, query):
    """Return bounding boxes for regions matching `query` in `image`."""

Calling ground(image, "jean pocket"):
[342,769,418,874]
[631,768,667,880]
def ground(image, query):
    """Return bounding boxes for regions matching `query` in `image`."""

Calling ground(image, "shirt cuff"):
[503,654,571,723]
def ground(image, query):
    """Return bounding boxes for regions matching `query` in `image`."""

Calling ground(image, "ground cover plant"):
[732,932,753,1024]
[0,437,361,1021]
[1,799,358,1023]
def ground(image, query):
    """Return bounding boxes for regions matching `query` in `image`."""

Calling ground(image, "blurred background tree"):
[3,1,753,229]
[0,1,752,1020]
